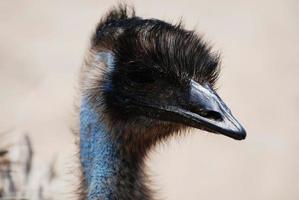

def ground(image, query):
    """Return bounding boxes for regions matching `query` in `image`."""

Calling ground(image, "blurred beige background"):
[1,0,299,199]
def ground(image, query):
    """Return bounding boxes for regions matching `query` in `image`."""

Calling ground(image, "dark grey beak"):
[183,80,246,140]
[130,79,246,140]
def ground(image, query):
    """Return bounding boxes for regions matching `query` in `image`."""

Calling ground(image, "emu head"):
[83,15,246,147]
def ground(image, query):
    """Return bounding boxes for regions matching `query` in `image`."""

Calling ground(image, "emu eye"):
[127,69,155,84]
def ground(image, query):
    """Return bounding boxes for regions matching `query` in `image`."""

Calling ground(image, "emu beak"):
[181,80,246,140]
[131,79,246,140]
[136,80,246,140]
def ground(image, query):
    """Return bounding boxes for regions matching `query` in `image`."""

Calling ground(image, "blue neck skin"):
[80,97,120,200]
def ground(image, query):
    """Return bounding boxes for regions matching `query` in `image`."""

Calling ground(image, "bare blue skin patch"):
[96,52,115,73]
[80,97,120,200]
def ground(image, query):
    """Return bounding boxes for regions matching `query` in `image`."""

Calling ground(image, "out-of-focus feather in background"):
[0,0,299,199]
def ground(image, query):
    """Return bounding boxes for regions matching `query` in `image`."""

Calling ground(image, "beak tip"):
[236,133,246,140]
[220,123,246,140]
[233,126,247,140]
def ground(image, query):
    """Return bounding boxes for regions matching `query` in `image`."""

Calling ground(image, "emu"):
[78,5,246,200]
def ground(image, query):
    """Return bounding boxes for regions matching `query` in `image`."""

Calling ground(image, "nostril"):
[188,105,223,121]
[200,110,222,121]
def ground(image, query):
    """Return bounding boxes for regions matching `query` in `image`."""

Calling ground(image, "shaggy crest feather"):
[92,5,220,87]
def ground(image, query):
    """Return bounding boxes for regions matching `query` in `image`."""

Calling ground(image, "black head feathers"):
[91,4,220,87]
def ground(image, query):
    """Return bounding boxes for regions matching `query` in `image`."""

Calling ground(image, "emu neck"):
[80,98,151,200]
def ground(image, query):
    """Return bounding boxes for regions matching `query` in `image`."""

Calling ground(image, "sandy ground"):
[1,0,299,199]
